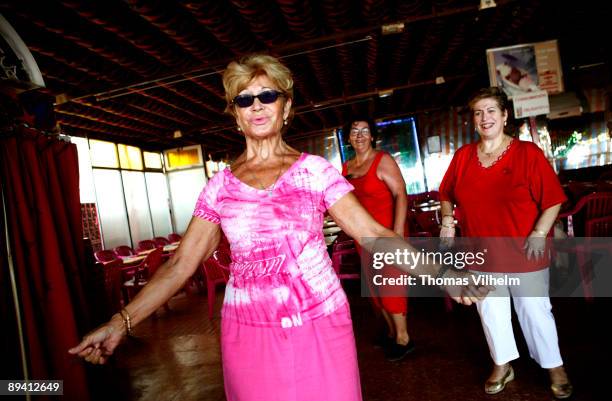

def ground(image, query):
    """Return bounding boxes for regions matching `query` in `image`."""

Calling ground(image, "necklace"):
[477,138,514,169]
[249,154,284,196]
[479,136,507,157]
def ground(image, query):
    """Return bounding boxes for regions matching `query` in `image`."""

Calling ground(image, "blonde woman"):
[70,54,489,401]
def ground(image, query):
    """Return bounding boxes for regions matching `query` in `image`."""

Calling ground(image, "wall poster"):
[486,40,564,98]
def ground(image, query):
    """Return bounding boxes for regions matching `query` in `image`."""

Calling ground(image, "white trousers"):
[474,268,564,368]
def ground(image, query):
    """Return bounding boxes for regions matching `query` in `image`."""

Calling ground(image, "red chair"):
[331,238,360,281]
[554,214,612,301]
[143,247,165,278]
[102,259,124,314]
[414,210,440,237]
[168,233,182,243]
[408,190,439,207]
[122,248,165,303]
[201,248,230,319]
[586,215,612,236]
[153,236,170,247]
[565,216,612,301]
[136,239,157,253]
[565,181,596,205]
[114,245,136,257]
[558,192,612,237]
[94,249,119,264]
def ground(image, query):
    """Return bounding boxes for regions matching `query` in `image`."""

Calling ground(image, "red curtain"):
[0,126,90,401]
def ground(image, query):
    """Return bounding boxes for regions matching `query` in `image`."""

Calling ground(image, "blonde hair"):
[222,54,294,120]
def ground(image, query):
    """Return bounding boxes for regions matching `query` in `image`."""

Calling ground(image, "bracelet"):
[435,265,451,280]
[119,308,133,336]
[442,214,454,219]
[532,228,547,236]
[441,223,455,229]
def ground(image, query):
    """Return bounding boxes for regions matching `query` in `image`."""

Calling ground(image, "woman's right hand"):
[68,314,126,365]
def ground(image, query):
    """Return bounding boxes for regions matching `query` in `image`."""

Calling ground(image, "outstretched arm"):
[69,217,220,364]
[328,193,491,305]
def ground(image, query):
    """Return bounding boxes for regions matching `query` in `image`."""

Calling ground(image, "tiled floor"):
[90,281,609,401]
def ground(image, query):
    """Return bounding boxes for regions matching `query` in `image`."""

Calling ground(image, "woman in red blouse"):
[438,87,572,399]
[342,118,414,362]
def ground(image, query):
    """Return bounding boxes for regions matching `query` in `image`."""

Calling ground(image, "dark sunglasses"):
[231,90,284,108]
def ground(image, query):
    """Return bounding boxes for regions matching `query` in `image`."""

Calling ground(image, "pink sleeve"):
[320,158,354,210]
[192,170,224,224]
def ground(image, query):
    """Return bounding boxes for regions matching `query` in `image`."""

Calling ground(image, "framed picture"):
[486,40,564,98]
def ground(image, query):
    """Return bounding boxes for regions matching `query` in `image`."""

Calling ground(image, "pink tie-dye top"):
[193,153,354,327]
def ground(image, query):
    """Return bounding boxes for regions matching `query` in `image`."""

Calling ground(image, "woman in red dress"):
[342,118,414,362]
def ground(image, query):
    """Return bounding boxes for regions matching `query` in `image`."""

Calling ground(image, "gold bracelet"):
[533,228,547,236]
[441,223,455,229]
[441,215,455,223]
[119,308,133,336]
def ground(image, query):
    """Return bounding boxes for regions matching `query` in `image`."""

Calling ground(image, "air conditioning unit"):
[547,92,583,120]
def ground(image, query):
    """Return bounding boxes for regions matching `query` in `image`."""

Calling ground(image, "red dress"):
[342,151,407,314]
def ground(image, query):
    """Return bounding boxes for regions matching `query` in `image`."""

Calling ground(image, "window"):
[118,144,143,170]
[164,145,203,170]
[144,151,163,169]
[337,117,426,193]
[89,139,119,168]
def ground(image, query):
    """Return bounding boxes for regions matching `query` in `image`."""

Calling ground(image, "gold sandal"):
[551,382,573,399]
[484,365,514,394]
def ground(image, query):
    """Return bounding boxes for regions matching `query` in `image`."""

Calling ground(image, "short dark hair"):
[344,117,379,147]
[468,87,509,113]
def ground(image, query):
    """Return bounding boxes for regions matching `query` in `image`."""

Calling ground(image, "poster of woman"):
[488,44,539,96]
[486,40,564,98]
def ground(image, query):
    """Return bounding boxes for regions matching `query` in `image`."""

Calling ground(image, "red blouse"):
[439,139,566,272]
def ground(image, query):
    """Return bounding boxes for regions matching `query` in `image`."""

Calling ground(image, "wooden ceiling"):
[1,0,609,155]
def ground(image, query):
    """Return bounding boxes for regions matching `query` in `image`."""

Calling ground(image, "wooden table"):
[414,200,441,211]
[137,243,180,256]
[121,255,146,265]
[163,243,179,252]
[323,217,342,246]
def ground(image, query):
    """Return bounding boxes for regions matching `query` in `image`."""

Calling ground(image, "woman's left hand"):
[524,231,547,260]
[439,226,455,249]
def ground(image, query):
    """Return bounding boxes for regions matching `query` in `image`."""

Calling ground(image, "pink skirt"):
[221,303,362,401]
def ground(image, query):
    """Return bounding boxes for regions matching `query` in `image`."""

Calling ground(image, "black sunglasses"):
[232,90,284,108]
